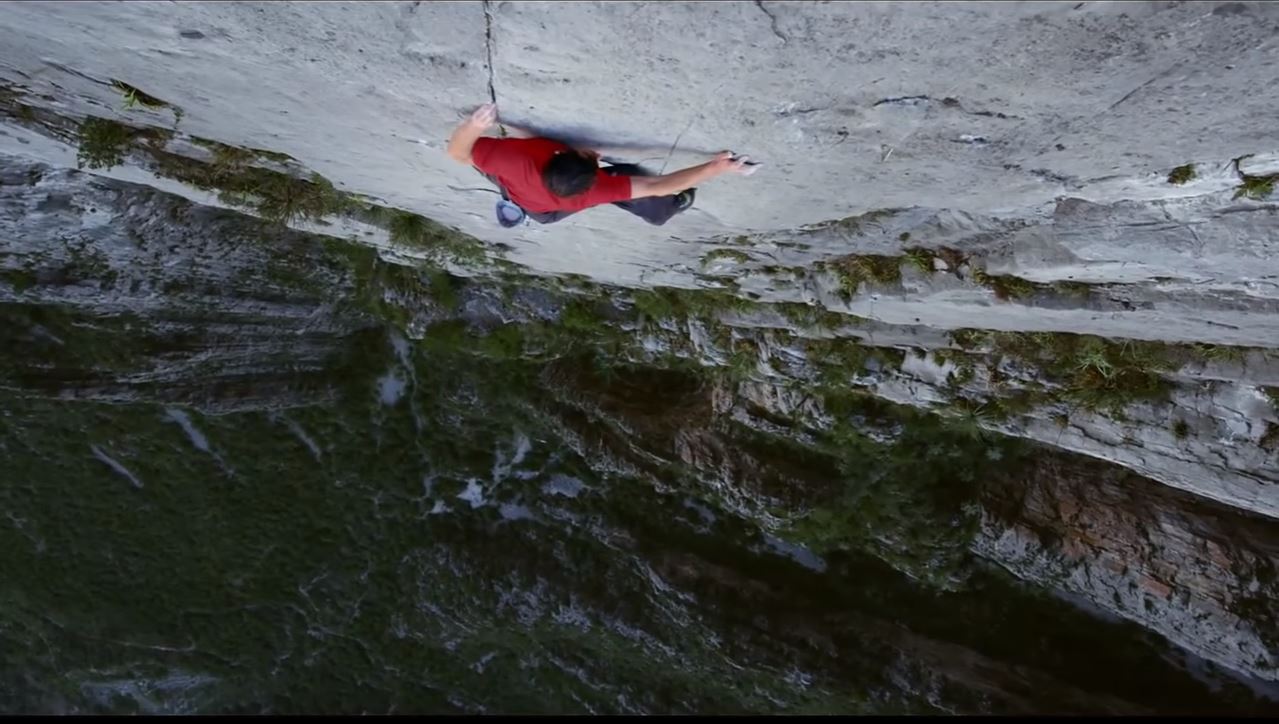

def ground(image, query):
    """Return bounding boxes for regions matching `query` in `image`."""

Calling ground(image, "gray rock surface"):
[2,0,1278,291]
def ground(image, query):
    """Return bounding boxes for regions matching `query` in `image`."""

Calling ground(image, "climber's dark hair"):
[542,151,597,198]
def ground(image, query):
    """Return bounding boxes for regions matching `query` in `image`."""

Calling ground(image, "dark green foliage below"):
[0,305,1262,714]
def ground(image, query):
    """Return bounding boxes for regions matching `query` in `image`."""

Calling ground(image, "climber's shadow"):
[500,116,719,168]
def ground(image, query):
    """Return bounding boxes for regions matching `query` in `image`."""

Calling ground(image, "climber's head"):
[542,150,598,198]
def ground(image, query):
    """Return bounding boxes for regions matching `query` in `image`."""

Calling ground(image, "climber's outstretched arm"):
[630,152,752,199]
[447,103,497,165]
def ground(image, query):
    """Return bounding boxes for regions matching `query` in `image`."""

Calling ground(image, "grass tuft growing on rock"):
[76,117,132,170]
[970,268,1037,300]
[630,286,758,322]
[903,248,936,275]
[1173,419,1190,439]
[1191,343,1248,365]
[935,247,969,273]
[807,208,900,236]
[111,80,169,111]
[1261,387,1279,411]
[830,254,902,298]
[1231,155,1277,201]
[1234,175,1275,201]
[254,172,349,226]
[701,249,752,267]
[776,302,851,331]
[386,210,487,266]
[1166,164,1196,185]
[949,330,1177,414]
[1261,422,1279,452]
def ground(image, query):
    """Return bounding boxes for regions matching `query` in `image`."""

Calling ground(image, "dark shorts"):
[479,164,687,227]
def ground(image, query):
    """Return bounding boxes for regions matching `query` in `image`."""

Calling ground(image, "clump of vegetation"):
[1,268,38,294]
[387,211,431,248]
[1173,419,1190,439]
[630,286,757,322]
[111,80,169,110]
[715,346,759,384]
[830,254,902,298]
[806,208,900,236]
[806,337,904,386]
[898,232,911,242]
[145,135,490,265]
[1191,343,1249,365]
[1261,387,1279,410]
[211,144,256,171]
[936,348,978,389]
[76,117,132,170]
[903,247,936,275]
[776,302,851,331]
[386,210,486,265]
[149,144,349,228]
[988,274,1037,301]
[558,298,611,336]
[1231,155,1277,200]
[138,127,174,151]
[77,114,496,271]
[1053,280,1092,298]
[935,247,968,273]
[949,329,1177,414]
[1061,339,1174,412]
[1235,175,1275,201]
[970,267,1037,300]
[192,137,292,166]
[786,391,1028,590]
[1166,164,1196,185]
[254,172,349,226]
[427,269,460,312]
[942,397,998,440]
[808,337,874,384]
[1261,422,1279,452]
[701,248,752,267]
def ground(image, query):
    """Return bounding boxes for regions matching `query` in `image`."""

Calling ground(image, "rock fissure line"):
[481,0,506,137]
[753,0,788,46]
[873,94,1021,120]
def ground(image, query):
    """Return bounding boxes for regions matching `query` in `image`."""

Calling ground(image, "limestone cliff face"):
[2,1,1278,286]
[1,0,1278,713]
[2,154,1277,711]
[0,162,374,411]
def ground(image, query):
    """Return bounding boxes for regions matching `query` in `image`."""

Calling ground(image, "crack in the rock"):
[753,0,788,45]
[874,94,1022,120]
[1030,168,1077,186]
[481,0,507,137]
[446,185,501,195]
[969,109,1020,120]
[1106,67,1178,113]
[41,61,111,87]
[873,95,932,107]
[773,104,829,118]
[658,115,696,175]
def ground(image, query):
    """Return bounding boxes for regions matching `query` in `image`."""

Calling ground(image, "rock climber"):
[446,103,754,228]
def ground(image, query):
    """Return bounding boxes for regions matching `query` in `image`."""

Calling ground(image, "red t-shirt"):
[471,137,632,214]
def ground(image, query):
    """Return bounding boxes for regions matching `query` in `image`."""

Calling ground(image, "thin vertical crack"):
[481,0,507,136]
[753,0,788,45]
[658,116,696,175]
